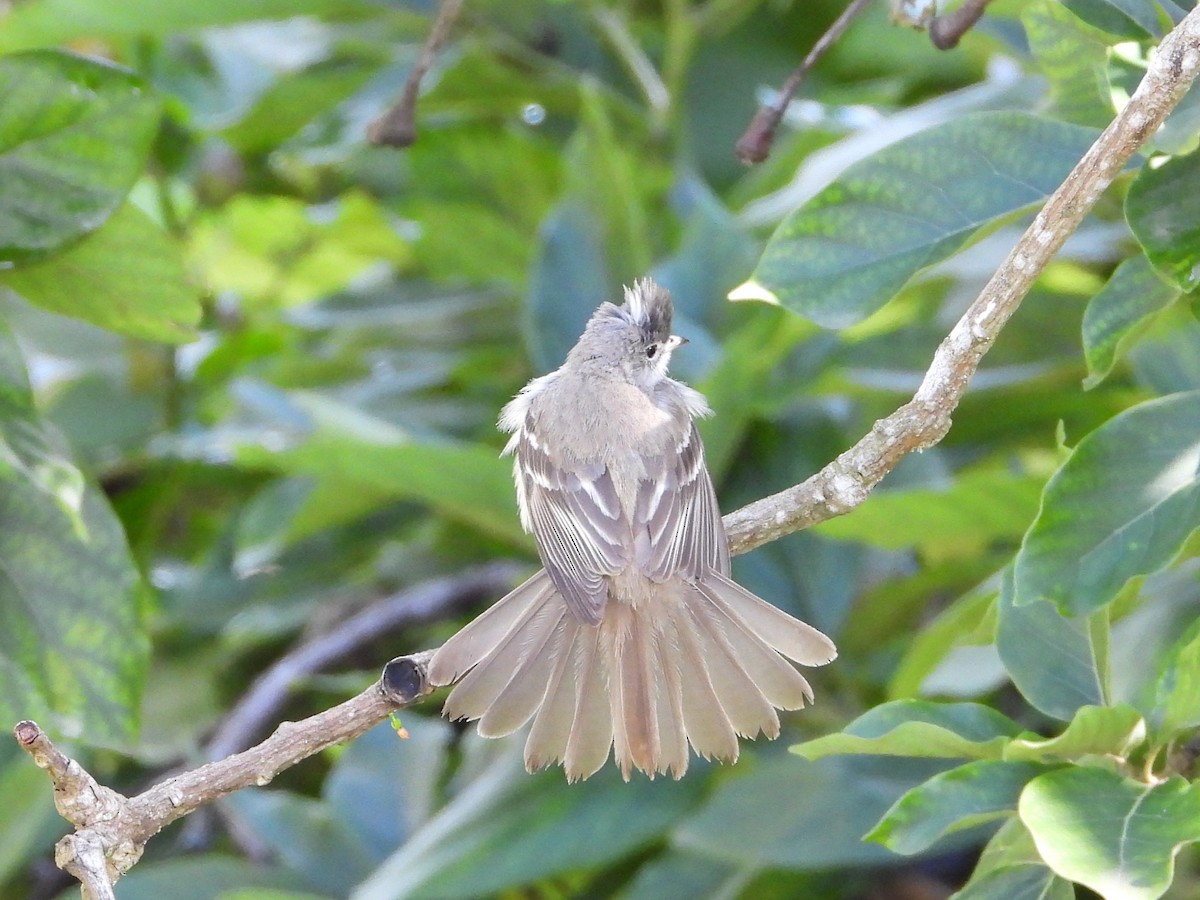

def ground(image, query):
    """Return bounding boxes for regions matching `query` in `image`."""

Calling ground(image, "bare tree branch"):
[929,0,996,50]
[367,0,464,147]
[16,7,1200,897]
[736,0,875,164]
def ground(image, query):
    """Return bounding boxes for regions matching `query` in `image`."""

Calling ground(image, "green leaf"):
[0,0,364,51]
[868,760,1050,855]
[1063,0,1167,38]
[1024,0,1114,127]
[1020,768,1200,900]
[792,700,1023,761]
[0,325,147,743]
[1014,391,1200,616]
[0,50,160,263]
[91,855,310,900]
[952,864,1076,900]
[1156,620,1200,737]
[889,583,997,700]
[997,567,1109,721]
[1,203,201,342]
[1127,148,1200,292]
[1082,254,1183,389]
[813,467,1047,554]
[672,755,920,869]
[1004,704,1146,762]
[953,819,1076,900]
[353,753,702,899]
[736,113,1101,328]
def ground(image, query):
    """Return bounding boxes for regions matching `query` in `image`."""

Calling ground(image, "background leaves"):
[2,0,1200,898]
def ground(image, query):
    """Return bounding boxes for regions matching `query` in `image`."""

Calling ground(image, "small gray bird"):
[428,278,836,781]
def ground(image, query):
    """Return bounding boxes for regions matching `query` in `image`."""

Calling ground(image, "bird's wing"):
[633,421,730,582]
[515,428,630,625]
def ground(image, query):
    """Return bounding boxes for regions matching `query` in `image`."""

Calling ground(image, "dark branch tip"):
[381,655,430,703]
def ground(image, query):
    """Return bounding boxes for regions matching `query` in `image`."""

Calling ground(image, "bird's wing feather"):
[634,422,729,581]
[516,427,629,624]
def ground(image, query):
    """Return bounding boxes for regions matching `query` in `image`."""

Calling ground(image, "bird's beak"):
[666,334,688,350]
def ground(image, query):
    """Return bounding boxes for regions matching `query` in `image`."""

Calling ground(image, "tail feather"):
[524,619,581,772]
[694,584,814,710]
[440,579,557,723]
[564,625,612,781]
[650,614,689,778]
[607,607,660,780]
[679,597,780,739]
[429,571,554,686]
[478,606,569,737]
[703,571,837,666]
[433,568,836,781]
[667,606,740,762]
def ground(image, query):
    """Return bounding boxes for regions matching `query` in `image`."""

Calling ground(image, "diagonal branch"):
[15,7,1200,898]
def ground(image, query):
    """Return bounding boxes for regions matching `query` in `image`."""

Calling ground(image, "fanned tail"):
[430,569,836,782]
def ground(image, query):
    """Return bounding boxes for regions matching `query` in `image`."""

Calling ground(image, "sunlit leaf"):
[868,760,1050,855]
[1024,0,1114,127]
[0,325,146,742]
[792,700,1023,761]
[1003,704,1145,762]
[1020,768,1200,900]
[1,203,201,342]
[1014,391,1200,616]
[0,50,159,263]
[0,0,363,51]
[737,113,1101,328]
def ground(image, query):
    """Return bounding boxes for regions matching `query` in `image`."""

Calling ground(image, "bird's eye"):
[645,344,658,359]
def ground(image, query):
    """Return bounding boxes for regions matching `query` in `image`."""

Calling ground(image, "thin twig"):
[367,0,465,147]
[736,0,875,164]
[929,0,996,50]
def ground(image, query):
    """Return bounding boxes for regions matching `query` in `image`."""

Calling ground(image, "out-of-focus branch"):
[929,0,996,50]
[17,8,1200,898]
[367,0,464,147]
[725,6,1200,553]
[736,0,875,164]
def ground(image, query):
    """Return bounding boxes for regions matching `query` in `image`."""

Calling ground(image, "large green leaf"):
[1003,704,1146,763]
[1,203,201,342]
[889,582,997,700]
[997,567,1109,721]
[0,0,364,51]
[1127,147,1200,292]
[0,325,146,742]
[735,113,1101,328]
[351,751,702,899]
[1020,768,1200,900]
[1013,391,1200,616]
[1024,0,1114,127]
[0,50,160,263]
[672,755,921,869]
[868,760,1051,856]
[792,700,1023,761]
[1081,254,1182,389]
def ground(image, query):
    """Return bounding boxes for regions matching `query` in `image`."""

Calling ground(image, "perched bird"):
[428,279,836,781]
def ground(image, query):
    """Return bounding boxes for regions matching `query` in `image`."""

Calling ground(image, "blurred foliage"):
[0,0,1199,898]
